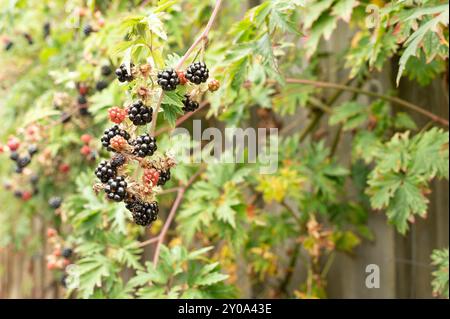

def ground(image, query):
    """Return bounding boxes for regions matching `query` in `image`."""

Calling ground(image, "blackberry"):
[28,144,38,156]
[43,22,51,39]
[105,176,127,202]
[15,166,23,174]
[96,80,108,91]
[5,41,13,51]
[157,68,179,91]
[111,153,126,168]
[132,134,157,158]
[101,125,130,152]
[101,65,112,76]
[157,169,171,186]
[115,63,134,82]
[62,248,73,258]
[14,190,23,198]
[128,100,153,126]
[77,95,87,105]
[83,24,93,36]
[17,156,31,168]
[182,95,199,113]
[10,152,19,161]
[126,199,158,226]
[30,175,39,185]
[49,196,62,209]
[185,62,209,84]
[95,160,117,183]
[79,107,91,116]
[24,33,33,45]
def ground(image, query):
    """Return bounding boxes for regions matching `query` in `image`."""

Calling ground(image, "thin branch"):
[286,78,449,127]
[152,167,205,265]
[150,0,222,136]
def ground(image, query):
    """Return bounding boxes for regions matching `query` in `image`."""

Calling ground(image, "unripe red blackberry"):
[142,168,159,186]
[157,169,171,186]
[110,135,128,151]
[105,176,127,202]
[101,125,130,152]
[126,199,158,226]
[81,134,92,144]
[182,94,199,113]
[132,134,157,158]
[177,71,187,85]
[95,160,117,183]
[157,68,179,91]
[185,62,209,84]
[127,101,152,126]
[208,78,220,92]
[22,191,32,201]
[108,107,127,124]
[7,137,20,151]
[81,145,91,156]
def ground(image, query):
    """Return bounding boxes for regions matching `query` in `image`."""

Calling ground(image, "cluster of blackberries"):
[10,144,38,174]
[115,63,134,82]
[132,134,157,158]
[125,198,159,226]
[105,176,127,202]
[128,100,153,126]
[157,68,180,91]
[101,125,131,152]
[182,95,199,113]
[185,62,209,84]
[156,62,209,94]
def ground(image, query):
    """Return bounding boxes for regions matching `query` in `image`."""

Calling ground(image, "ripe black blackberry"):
[95,160,117,183]
[157,68,179,91]
[128,100,152,126]
[105,176,127,202]
[30,175,39,185]
[62,248,73,258]
[17,156,31,168]
[4,41,13,51]
[110,153,126,168]
[77,95,87,105]
[43,22,51,39]
[157,169,171,186]
[115,63,134,82]
[10,152,19,161]
[101,125,130,152]
[48,196,62,209]
[126,199,158,226]
[79,107,91,116]
[83,24,93,36]
[182,94,199,113]
[132,134,157,158]
[96,80,108,91]
[101,65,112,76]
[185,62,209,84]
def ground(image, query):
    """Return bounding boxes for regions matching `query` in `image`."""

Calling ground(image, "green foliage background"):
[0,0,448,299]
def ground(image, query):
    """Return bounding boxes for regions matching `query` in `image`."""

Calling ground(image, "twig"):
[151,168,205,265]
[150,0,222,135]
[286,78,449,127]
